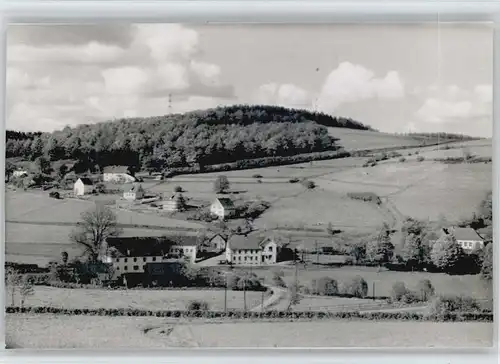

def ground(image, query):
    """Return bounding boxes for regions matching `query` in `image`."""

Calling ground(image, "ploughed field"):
[6,314,493,348]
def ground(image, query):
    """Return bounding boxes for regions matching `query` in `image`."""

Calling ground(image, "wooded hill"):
[5,105,369,172]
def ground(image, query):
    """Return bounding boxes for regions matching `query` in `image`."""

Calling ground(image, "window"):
[152,257,157,262]
[124,258,128,263]
[238,256,241,261]
[244,257,247,261]
[133,265,139,271]
[124,266,128,271]
[116,267,120,270]
[143,257,146,262]
[115,258,120,262]
[233,256,236,261]
[133,258,137,262]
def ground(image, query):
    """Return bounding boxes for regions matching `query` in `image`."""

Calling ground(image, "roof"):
[103,166,131,174]
[106,234,200,256]
[450,227,484,241]
[77,177,93,186]
[215,197,235,209]
[227,235,263,250]
[125,183,144,193]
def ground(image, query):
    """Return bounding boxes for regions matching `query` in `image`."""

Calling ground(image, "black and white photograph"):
[4,22,494,349]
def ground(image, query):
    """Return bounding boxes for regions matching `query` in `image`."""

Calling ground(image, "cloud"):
[254,83,312,109]
[316,62,404,113]
[8,24,133,47]
[415,84,492,123]
[8,42,125,64]
[133,24,199,62]
[6,24,235,131]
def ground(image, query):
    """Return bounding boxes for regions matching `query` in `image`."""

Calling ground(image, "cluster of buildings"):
[100,232,289,285]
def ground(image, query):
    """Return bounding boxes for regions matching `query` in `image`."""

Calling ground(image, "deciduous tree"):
[214,175,230,194]
[70,205,122,262]
[430,234,464,272]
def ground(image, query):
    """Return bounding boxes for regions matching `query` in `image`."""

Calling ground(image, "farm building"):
[444,227,485,252]
[74,177,95,196]
[123,183,145,201]
[162,192,186,212]
[225,235,278,265]
[103,166,136,183]
[198,234,227,253]
[104,234,201,267]
[210,197,236,220]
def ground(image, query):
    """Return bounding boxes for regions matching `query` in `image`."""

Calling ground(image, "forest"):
[5,105,366,172]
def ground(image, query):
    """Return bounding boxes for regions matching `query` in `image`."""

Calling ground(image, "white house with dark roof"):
[74,177,95,196]
[225,235,278,265]
[210,197,236,220]
[103,165,136,183]
[445,227,485,252]
[123,183,145,201]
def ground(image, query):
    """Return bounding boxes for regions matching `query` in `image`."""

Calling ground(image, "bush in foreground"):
[340,276,368,298]
[187,300,210,311]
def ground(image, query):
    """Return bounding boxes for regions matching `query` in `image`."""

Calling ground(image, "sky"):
[6,23,493,137]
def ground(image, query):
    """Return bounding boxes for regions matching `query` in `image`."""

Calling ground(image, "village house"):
[225,235,278,265]
[123,183,145,201]
[73,177,95,196]
[162,192,186,212]
[198,234,227,253]
[210,197,236,220]
[444,227,485,253]
[103,166,136,183]
[103,234,200,272]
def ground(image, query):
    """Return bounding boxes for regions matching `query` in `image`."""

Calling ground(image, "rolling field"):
[253,188,385,232]
[6,190,204,230]
[328,127,422,151]
[6,314,493,348]
[315,161,492,222]
[244,265,492,299]
[18,286,266,312]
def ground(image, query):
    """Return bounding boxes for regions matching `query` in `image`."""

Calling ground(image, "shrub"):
[426,295,481,320]
[347,192,381,204]
[417,156,425,162]
[399,157,406,163]
[341,276,368,298]
[309,277,339,296]
[187,300,210,311]
[301,179,316,189]
[289,178,300,183]
[174,185,183,193]
[391,282,408,302]
[252,174,263,179]
[416,279,435,302]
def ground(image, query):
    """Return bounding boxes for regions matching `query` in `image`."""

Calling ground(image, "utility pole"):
[315,240,319,265]
[224,273,228,312]
[261,290,265,315]
[243,278,247,311]
[372,282,375,300]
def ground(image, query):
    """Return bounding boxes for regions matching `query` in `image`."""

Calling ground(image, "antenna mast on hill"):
[168,93,172,114]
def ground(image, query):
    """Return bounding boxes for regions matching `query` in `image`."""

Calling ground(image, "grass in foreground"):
[6,314,493,348]
[19,286,266,312]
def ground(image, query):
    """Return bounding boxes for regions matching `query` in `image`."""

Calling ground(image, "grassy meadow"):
[17,286,266,312]
[6,314,493,348]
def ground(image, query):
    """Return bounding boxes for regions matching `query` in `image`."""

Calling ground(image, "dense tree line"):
[407,132,480,142]
[5,105,367,172]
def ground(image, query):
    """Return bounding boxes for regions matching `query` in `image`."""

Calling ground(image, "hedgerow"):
[5,306,492,322]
